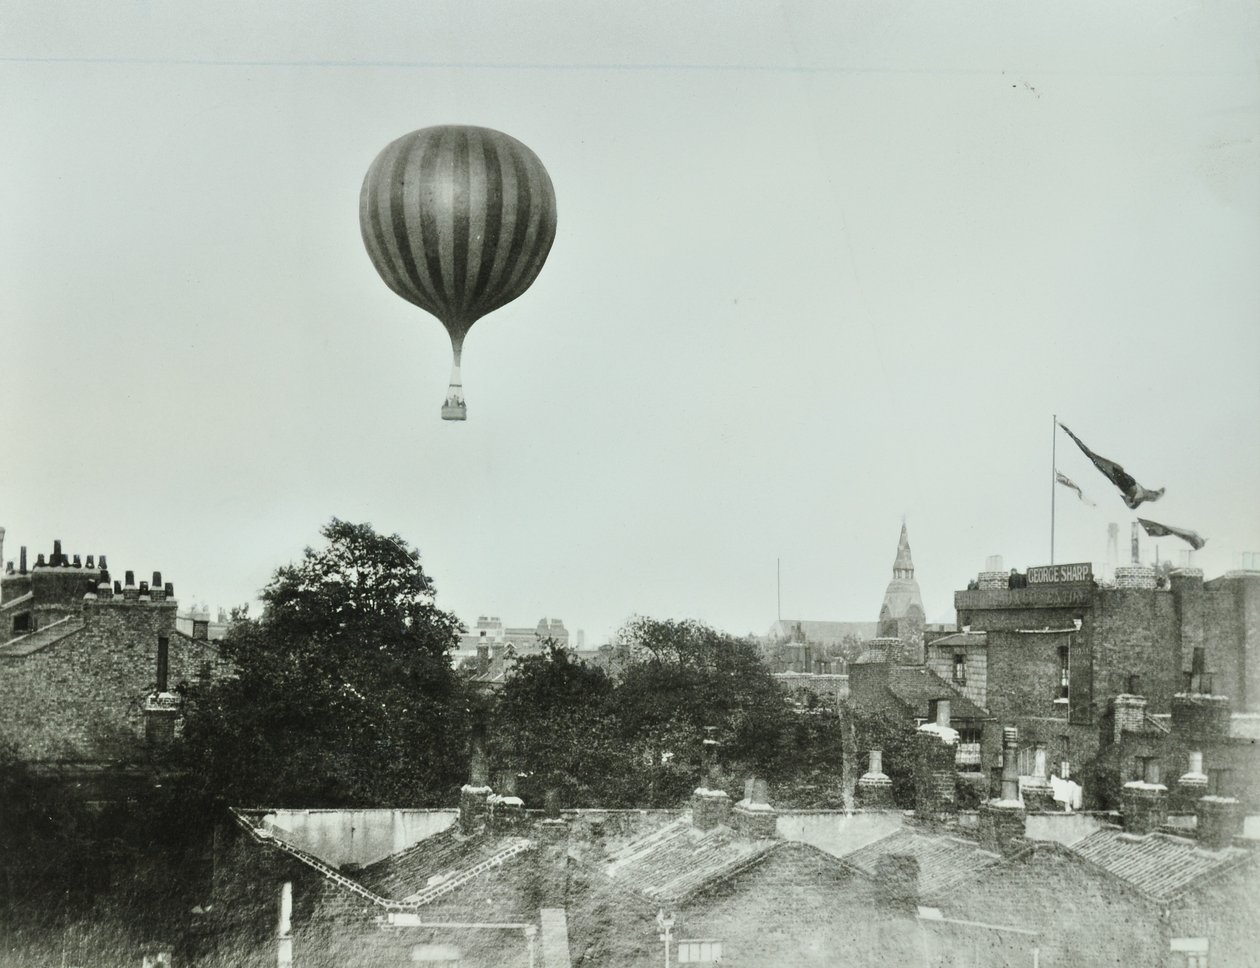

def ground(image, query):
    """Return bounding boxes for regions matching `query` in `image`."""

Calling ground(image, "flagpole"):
[1051,413,1057,565]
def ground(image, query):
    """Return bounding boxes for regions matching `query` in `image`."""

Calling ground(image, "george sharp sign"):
[1027,562,1093,585]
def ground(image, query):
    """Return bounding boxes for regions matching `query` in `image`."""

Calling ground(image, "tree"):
[610,617,793,800]
[179,519,472,808]
[489,642,638,807]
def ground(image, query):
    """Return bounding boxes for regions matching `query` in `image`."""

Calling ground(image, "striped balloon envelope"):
[359,125,558,421]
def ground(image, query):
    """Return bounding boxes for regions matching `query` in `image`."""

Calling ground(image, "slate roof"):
[356,825,532,902]
[0,616,85,657]
[842,827,1002,899]
[1069,828,1255,901]
[885,665,989,720]
[599,816,779,903]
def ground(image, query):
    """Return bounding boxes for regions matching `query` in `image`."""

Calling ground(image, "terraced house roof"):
[599,816,779,903]
[842,827,1002,899]
[1070,829,1255,902]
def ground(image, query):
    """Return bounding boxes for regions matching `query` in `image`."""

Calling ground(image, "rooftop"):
[599,815,778,903]
[886,665,989,720]
[357,824,533,903]
[842,827,1001,899]
[1070,827,1254,902]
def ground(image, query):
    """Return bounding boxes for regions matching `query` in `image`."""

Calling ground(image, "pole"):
[776,558,781,624]
[1051,414,1057,565]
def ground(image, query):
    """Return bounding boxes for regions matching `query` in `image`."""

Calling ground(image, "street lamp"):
[655,910,675,968]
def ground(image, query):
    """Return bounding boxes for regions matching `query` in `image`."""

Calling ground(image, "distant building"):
[946,561,1260,809]
[457,616,570,658]
[0,535,232,785]
[877,521,926,661]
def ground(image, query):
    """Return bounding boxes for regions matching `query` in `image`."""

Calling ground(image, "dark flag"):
[1138,518,1206,551]
[1055,470,1096,507]
[1058,422,1165,509]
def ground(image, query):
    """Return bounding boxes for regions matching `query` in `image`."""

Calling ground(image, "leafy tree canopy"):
[179,519,471,808]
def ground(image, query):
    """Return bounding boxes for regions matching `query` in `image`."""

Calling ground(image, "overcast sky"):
[3,2,1257,643]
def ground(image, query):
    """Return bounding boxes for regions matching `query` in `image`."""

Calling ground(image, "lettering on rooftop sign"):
[1026,562,1093,585]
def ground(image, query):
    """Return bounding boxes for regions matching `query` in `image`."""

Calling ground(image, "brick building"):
[0,536,232,778]
[942,562,1260,809]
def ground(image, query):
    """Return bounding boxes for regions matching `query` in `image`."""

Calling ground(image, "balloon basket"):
[441,400,467,421]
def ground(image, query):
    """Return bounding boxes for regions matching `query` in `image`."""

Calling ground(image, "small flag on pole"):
[1055,471,1096,507]
[1058,422,1165,510]
[1137,518,1206,551]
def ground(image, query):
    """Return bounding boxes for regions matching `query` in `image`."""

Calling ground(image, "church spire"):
[893,520,914,580]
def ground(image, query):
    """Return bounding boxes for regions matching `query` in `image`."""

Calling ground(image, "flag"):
[1058,422,1165,509]
[1138,518,1206,551]
[1055,471,1095,507]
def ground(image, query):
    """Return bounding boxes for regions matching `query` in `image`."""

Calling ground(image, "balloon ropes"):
[359,125,558,421]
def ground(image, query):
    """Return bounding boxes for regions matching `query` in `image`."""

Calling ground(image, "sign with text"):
[1027,562,1093,585]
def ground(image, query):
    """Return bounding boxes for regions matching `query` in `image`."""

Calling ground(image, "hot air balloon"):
[359,125,558,421]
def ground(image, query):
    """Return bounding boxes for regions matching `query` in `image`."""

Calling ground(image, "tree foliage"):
[179,519,471,807]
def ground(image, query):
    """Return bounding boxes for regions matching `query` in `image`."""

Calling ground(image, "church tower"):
[877,521,926,663]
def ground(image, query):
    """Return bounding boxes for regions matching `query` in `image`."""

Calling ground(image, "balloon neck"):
[441,358,467,422]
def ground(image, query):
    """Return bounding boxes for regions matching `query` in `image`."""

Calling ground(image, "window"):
[1059,735,1071,779]
[411,942,460,966]
[11,612,31,634]
[953,653,966,684]
[1134,756,1160,784]
[1170,937,1208,968]
[1057,644,1070,701]
[677,941,722,963]
[1208,768,1232,797]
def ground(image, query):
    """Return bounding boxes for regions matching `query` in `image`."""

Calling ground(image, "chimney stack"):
[1195,796,1242,849]
[979,726,1026,856]
[459,743,494,834]
[1173,751,1209,812]
[732,777,777,838]
[692,729,731,830]
[914,706,959,819]
[1121,781,1168,835]
[857,749,895,808]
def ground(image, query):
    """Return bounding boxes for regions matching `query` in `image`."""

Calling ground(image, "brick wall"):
[0,597,231,761]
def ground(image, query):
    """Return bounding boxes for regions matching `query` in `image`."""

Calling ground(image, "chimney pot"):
[72,554,81,568]
[99,555,107,570]
[165,582,174,597]
[20,546,27,574]
[125,570,135,587]
[36,554,46,567]
[52,540,62,565]
[114,581,122,594]
[152,571,162,587]
[85,555,94,569]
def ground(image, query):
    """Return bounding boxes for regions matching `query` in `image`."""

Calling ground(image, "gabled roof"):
[0,616,85,657]
[1069,828,1255,902]
[357,824,533,903]
[885,665,989,720]
[599,816,779,903]
[842,827,1002,899]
